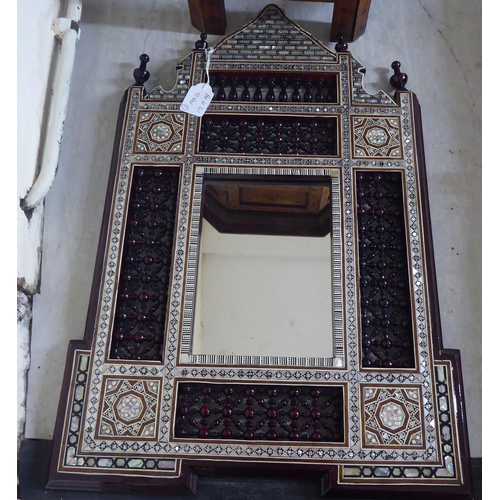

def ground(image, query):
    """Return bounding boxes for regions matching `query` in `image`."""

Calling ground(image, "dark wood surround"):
[188,0,227,36]
[47,5,473,499]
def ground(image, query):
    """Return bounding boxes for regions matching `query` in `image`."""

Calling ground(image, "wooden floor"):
[19,439,482,500]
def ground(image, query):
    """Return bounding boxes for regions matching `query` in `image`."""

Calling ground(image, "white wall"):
[24,0,482,457]
[17,0,63,292]
[193,222,333,358]
[17,0,63,448]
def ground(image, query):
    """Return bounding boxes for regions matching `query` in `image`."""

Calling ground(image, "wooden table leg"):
[187,0,371,43]
[330,0,372,43]
[188,0,227,36]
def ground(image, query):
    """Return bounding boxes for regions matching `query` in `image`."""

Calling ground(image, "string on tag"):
[180,42,214,116]
[204,47,214,86]
[179,45,215,117]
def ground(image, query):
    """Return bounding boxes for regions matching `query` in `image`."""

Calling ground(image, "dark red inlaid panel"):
[355,171,415,369]
[175,383,344,442]
[109,166,179,361]
[199,115,338,155]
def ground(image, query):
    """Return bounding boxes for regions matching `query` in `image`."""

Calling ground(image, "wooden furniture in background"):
[187,0,372,42]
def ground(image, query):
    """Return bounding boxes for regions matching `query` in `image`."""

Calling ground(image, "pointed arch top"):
[211,4,338,63]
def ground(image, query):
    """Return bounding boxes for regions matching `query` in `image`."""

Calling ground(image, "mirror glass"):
[192,176,334,359]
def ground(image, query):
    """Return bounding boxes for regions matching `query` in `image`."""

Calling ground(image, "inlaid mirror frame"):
[48,5,473,499]
[181,167,345,368]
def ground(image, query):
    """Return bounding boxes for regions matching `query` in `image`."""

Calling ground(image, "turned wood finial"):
[195,33,208,49]
[390,61,408,90]
[133,54,150,86]
[335,36,349,52]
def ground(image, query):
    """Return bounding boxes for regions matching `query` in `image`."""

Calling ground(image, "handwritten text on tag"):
[180,83,214,117]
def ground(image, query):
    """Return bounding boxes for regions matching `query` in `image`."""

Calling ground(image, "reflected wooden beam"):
[203,179,332,237]
[187,0,226,35]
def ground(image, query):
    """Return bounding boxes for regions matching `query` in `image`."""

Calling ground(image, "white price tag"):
[180,83,214,117]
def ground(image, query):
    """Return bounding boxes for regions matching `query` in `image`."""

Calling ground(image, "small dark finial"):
[133,54,150,86]
[195,33,208,50]
[335,36,348,52]
[390,61,408,90]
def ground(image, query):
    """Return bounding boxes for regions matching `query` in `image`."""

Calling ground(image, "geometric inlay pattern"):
[362,386,423,448]
[352,117,402,158]
[97,378,161,439]
[355,170,416,369]
[175,383,345,443]
[210,5,338,63]
[115,393,144,423]
[108,166,179,361]
[134,111,185,153]
[350,57,397,106]
[199,115,338,156]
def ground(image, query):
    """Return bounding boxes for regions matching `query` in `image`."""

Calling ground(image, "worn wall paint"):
[17,0,63,292]
[17,291,32,450]
[17,0,63,451]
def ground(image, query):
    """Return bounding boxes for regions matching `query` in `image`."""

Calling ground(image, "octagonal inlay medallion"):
[365,126,389,147]
[377,400,409,432]
[149,122,173,143]
[115,393,145,423]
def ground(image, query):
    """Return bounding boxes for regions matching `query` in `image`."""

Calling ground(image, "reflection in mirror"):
[192,177,334,359]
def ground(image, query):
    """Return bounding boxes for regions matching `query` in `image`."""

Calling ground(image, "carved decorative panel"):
[49,5,472,499]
